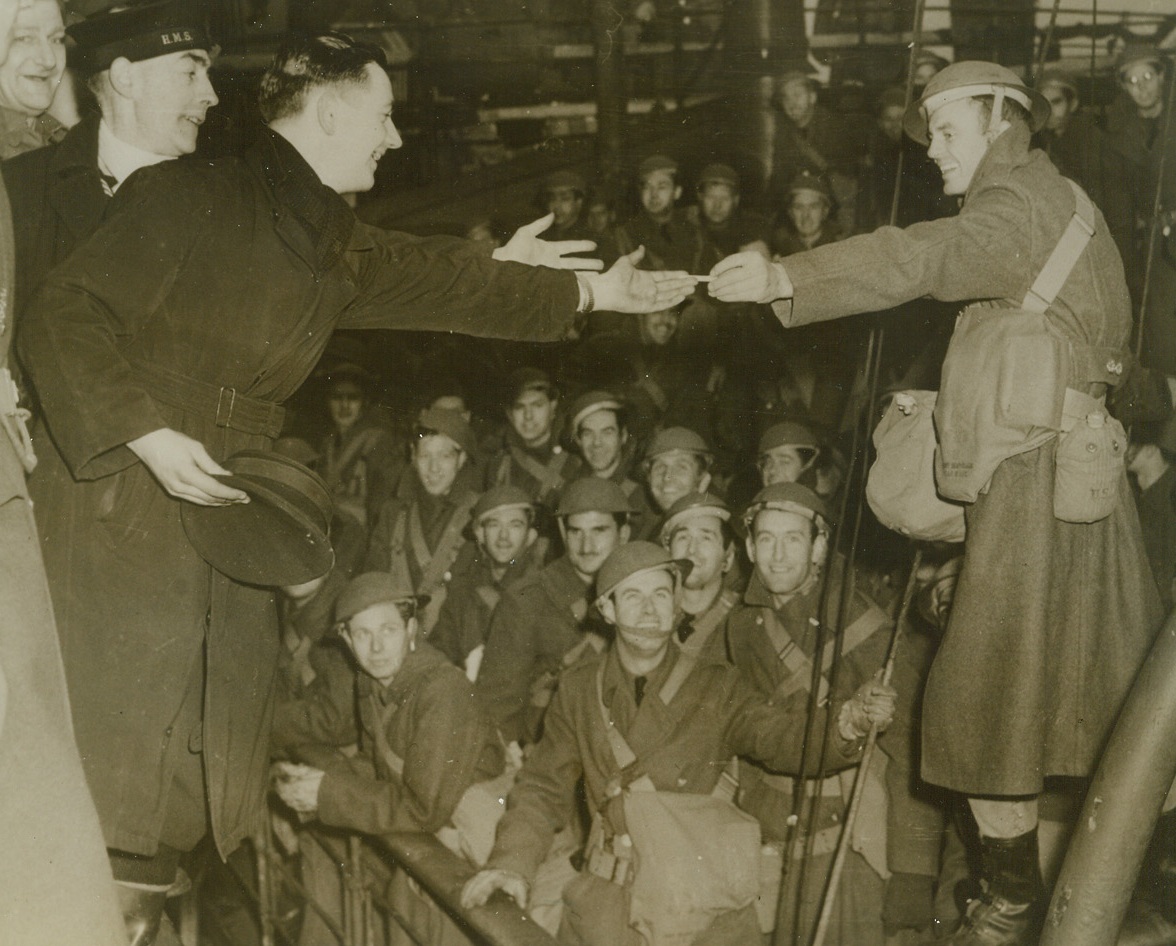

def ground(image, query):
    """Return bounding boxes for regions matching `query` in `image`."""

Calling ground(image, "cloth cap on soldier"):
[659,491,731,545]
[472,484,535,525]
[544,169,586,194]
[506,366,557,404]
[555,477,633,519]
[758,419,820,455]
[569,389,626,433]
[697,163,739,191]
[1038,67,1079,97]
[643,426,712,467]
[787,169,833,204]
[742,482,831,534]
[1116,44,1166,78]
[777,68,817,90]
[594,541,692,607]
[335,572,429,626]
[67,0,215,73]
[638,154,678,178]
[415,406,477,458]
[903,60,1051,144]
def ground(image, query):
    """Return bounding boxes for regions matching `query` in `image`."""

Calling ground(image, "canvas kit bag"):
[870,181,1128,535]
[564,654,764,946]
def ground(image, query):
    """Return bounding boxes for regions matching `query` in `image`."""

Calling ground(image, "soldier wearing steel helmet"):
[709,61,1163,944]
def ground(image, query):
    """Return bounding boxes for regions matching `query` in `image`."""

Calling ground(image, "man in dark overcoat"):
[710,61,1164,945]
[18,31,694,945]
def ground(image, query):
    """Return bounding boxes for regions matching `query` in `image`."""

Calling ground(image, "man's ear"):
[619,522,632,544]
[698,471,712,494]
[107,57,136,97]
[406,617,419,651]
[599,595,617,626]
[812,532,829,568]
[315,86,337,134]
[745,533,758,566]
[721,543,736,575]
[672,185,683,202]
[456,450,468,471]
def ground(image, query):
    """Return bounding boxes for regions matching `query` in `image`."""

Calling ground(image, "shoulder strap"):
[508,444,569,501]
[327,427,382,488]
[657,647,699,706]
[762,601,888,703]
[367,691,406,778]
[596,659,639,773]
[387,508,413,592]
[494,452,512,487]
[475,584,501,613]
[414,492,479,594]
[681,589,739,656]
[762,608,827,704]
[593,649,699,787]
[1021,180,1096,314]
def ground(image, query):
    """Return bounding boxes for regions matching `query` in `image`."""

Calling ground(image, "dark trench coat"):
[771,123,1163,795]
[18,129,581,858]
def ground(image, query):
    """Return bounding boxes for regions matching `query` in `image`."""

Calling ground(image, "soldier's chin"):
[617,623,672,647]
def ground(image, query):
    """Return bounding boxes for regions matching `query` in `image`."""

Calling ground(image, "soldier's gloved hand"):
[460,868,529,910]
[882,871,935,935]
[837,675,897,740]
[706,251,794,304]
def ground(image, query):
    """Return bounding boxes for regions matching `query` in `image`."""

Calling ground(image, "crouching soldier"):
[274,572,510,943]
[365,407,481,634]
[461,541,896,945]
[476,477,632,747]
[658,491,740,661]
[429,484,543,680]
[728,483,943,944]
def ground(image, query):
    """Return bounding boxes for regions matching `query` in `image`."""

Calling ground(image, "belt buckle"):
[215,386,238,429]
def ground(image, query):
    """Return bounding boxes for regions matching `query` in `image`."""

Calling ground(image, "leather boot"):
[115,882,169,946]
[940,829,1043,946]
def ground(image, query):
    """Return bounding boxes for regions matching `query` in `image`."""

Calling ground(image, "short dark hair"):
[259,32,388,123]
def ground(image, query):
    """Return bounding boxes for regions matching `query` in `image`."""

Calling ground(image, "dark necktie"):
[634,676,647,706]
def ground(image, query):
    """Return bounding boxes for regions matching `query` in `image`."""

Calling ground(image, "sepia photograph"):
[0,0,1173,944]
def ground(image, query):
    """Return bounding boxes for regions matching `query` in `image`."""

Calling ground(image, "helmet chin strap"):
[987,87,1007,137]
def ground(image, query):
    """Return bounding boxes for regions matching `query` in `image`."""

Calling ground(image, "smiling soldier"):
[709,61,1163,945]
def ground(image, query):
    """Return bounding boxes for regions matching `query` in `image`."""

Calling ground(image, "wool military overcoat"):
[18,129,582,858]
[772,123,1163,795]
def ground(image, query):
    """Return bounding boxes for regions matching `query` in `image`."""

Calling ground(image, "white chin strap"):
[922,82,1030,134]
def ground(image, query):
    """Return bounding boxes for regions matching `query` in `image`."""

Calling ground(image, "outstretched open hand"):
[587,246,698,314]
[493,214,604,270]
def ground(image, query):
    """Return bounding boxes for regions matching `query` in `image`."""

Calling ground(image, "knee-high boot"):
[942,829,1043,945]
